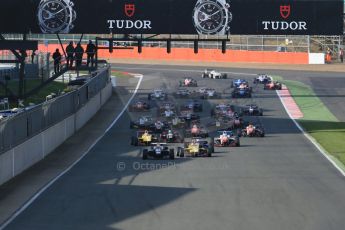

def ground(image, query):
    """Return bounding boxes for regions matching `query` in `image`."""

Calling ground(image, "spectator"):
[86,40,96,68]
[66,41,75,68]
[31,49,37,64]
[52,49,62,74]
[74,42,84,68]
[340,48,344,63]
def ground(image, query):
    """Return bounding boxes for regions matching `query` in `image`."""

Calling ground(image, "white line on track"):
[0,74,144,230]
[111,66,257,76]
[277,89,345,177]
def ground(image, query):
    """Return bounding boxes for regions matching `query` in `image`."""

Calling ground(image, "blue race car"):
[232,88,252,98]
[231,79,248,88]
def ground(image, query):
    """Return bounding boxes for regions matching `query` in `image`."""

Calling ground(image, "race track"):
[4,64,345,230]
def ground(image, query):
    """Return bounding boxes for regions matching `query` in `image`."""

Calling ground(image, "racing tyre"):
[131,137,138,146]
[148,94,151,100]
[142,149,148,160]
[236,141,240,147]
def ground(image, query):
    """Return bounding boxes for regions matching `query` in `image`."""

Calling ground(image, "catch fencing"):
[0,67,110,154]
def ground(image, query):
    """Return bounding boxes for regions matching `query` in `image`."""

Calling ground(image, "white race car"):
[202,69,227,79]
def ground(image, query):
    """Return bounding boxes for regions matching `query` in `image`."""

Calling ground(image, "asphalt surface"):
[4,64,345,230]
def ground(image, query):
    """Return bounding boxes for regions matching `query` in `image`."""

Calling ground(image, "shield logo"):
[280,5,291,19]
[125,4,135,17]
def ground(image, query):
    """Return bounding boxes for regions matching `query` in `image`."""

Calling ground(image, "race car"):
[148,89,168,100]
[202,69,227,79]
[181,99,203,112]
[158,102,177,118]
[198,88,221,99]
[160,129,184,143]
[142,143,175,160]
[131,130,159,146]
[240,104,263,116]
[175,88,192,98]
[253,74,272,84]
[179,109,200,122]
[128,100,150,112]
[211,104,237,118]
[241,124,265,137]
[130,116,154,129]
[232,88,252,98]
[214,131,240,147]
[177,138,214,157]
[185,123,209,138]
[179,78,198,87]
[264,81,282,90]
[231,79,249,88]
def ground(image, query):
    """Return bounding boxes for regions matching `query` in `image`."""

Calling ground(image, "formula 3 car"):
[148,89,168,100]
[241,125,265,137]
[211,103,237,118]
[214,131,240,147]
[175,88,192,98]
[185,123,209,138]
[231,79,249,88]
[179,78,198,87]
[198,88,221,99]
[131,130,159,146]
[232,88,252,98]
[253,74,272,84]
[142,143,175,160]
[177,138,214,157]
[202,69,227,79]
[160,129,184,143]
[240,104,263,116]
[130,116,154,129]
[264,81,282,90]
[181,99,203,112]
[128,100,150,112]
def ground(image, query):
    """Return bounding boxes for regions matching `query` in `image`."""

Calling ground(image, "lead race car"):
[177,138,214,157]
[148,89,168,100]
[202,69,227,79]
[142,143,175,160]
[179,78,198,87]
[214,131,240,147]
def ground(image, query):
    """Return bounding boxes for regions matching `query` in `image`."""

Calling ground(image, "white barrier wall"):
[0,82,112,185]
[309,53,325,64]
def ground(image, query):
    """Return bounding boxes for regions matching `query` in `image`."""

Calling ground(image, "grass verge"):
[0,79,67,107]
[274,76,345,167]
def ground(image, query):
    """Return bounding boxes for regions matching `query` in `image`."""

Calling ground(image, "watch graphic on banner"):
[193,0,232,35]
[37,0,76,33]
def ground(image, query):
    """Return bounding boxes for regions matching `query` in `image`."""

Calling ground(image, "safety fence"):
[0,67,110,155]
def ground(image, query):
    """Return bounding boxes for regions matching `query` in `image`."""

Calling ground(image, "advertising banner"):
[0,0,343,35]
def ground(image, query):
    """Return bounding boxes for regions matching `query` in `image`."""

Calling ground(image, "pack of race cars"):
[127,71,279,160]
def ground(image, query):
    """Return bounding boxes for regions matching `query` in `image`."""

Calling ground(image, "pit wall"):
[39,44,314,64]
[0,82,112,185]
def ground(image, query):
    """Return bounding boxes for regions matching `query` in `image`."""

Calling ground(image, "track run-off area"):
[2,64,345,230]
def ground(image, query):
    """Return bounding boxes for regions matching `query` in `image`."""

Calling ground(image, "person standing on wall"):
[66,41,75,68]
[74,42,84,69]
[52,48,62,74]
[339,48,344,63]
[86,40,96,68]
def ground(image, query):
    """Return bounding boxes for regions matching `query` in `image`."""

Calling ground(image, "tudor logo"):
[280,5,291,19]
[125,4,135,17]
